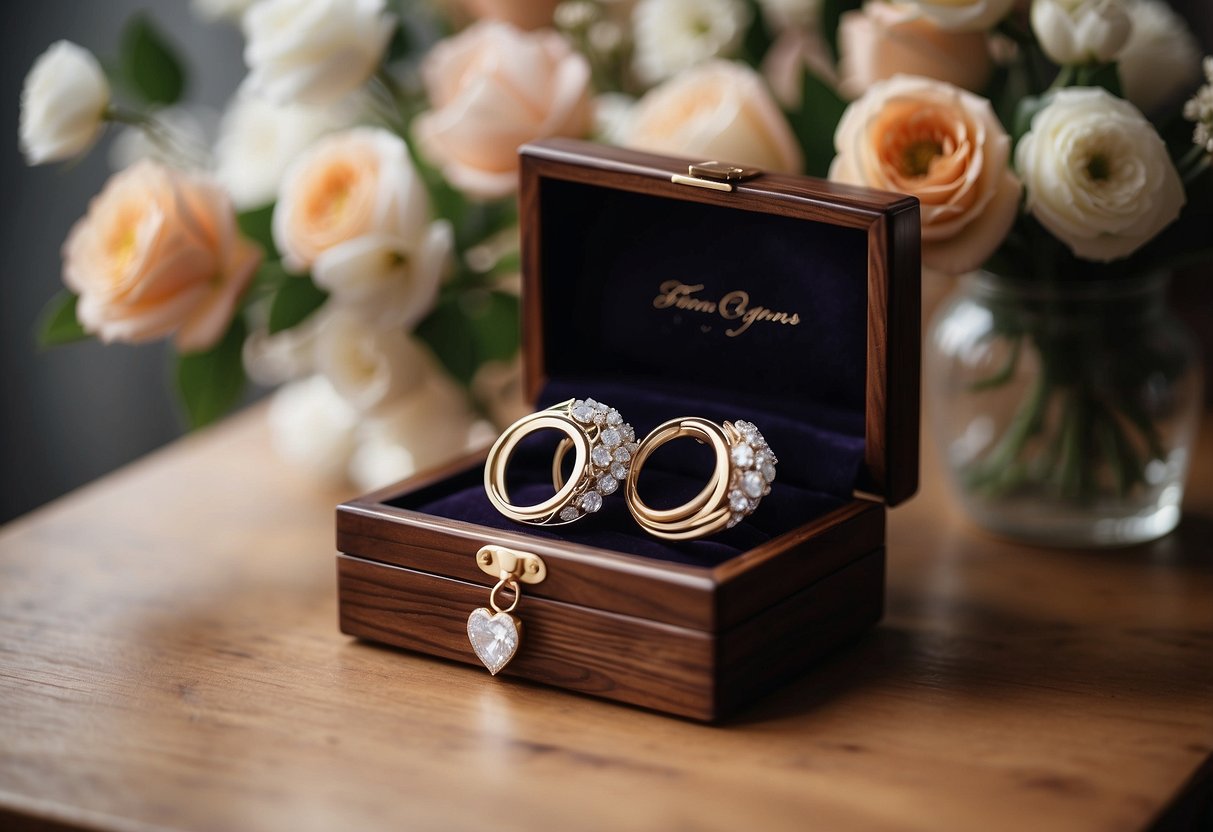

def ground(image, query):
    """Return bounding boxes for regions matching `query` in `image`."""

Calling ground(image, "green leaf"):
[1075,62,1122,97]
[36,292,88,348]
[175,316,247,430]
[415,290,520,384]
[786,69,847,178]
[268,274,329,334]
[119,14,186,106]
[237,204,279,261]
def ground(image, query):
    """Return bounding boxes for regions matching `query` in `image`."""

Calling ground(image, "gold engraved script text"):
[652,280,801,337]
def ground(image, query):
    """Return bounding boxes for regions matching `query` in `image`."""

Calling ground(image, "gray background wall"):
[1,2,1211,524]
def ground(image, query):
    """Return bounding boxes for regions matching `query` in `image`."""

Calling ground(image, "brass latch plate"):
[475,545,547,584]
[672,161,763,192]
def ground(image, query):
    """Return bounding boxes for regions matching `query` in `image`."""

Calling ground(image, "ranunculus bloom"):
[838,2,992,100]
[273,127,430,272]
[631,0,751,85]
[243,0,396,105]
[1117,0,1203,114]
[1030,0,1131,67]
[19,40,110,165]
[905,0,1016,31]
[830,75,1022,275]
[62,161,261,352]
[414,21,593,199]
[1015,87,1185,262]
[622,60,804,174]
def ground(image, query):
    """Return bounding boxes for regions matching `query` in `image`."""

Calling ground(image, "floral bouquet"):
[19,0,1212,522]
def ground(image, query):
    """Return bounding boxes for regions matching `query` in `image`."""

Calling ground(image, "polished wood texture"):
[2,405,1211,831]
[518,139,922,506]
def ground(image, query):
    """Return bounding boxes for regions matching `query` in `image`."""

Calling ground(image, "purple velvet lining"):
[385,178,872,566]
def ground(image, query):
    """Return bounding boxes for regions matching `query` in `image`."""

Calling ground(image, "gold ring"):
[485,398,637,525]
[626,418,777,540]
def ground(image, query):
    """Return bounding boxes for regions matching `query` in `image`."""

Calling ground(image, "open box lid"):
[518,139,921,506]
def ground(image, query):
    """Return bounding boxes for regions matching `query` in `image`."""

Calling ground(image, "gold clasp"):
[475,545,547,584]
[672,160,762,192]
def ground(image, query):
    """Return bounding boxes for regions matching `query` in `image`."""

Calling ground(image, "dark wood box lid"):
[518,139,921,506]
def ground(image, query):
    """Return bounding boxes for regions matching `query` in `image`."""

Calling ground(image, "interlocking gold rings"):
[626,417,777,540]
[484,398,636,525]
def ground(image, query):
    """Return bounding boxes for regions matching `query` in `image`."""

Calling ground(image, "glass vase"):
[926,272,1203,547]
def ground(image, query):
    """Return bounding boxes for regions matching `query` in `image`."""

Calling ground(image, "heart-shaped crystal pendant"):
[467,607,522,675]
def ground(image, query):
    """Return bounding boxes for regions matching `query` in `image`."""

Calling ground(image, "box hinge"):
[671,161,762,192]
[475,545,547,584]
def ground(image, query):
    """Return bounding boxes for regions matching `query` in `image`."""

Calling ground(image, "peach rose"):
[272,127,430,272]
[838,2,992,100]
[829,75,1022,275]
[62,160,261,352]
[621,60,803,174]
[413,21,593,199]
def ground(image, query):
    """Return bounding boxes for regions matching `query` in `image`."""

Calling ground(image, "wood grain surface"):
[1,404,1210,832]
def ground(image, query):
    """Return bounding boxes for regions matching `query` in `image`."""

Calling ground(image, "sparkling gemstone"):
[559,506,581,522]
[597,474,618,495]
[571,403,594,423]
[743,471,765,499]
[729,490,749,513]
[762,463,777,483]
[580,492,603,513]
[625,441,640,455]
[600,428,622,448]
[592,410,607,426]
[606,409,623,426]
[727,513,744,529]
[731,444,754,468]
[591,445,613,468]
[621,424,635,442]
[467,608,519,675]
[754,451,769,468]
[613,447,631,463]
[584,398,598,408]
[610,462,628,480]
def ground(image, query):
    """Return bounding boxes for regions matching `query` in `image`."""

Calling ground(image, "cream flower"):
[1016,87,1185,261]
[1117,0,1202,114]
[313,312,432,414]
[267,374,360,485]
[838,2,992,100]
[19,41,110,165]
[623,60,803,173]
[414,21,593,200]
[273,127,430,273]
[349,372,483,490]
[1030,0,1131,66]
[905,0,1016,32]
[1184,57,1213,155]
[62,161,261,352]
[214,82,349,210]
[313,221,452,329]
[829,75,1022,275]
[243,0,395,105]
[632,0,751,84]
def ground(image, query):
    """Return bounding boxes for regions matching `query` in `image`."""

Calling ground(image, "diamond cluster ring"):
[625,417,777,540]
[484,398,637,525]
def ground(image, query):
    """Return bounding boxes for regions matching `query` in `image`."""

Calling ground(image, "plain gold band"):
[484,401,591,525]
[625,417,736,540]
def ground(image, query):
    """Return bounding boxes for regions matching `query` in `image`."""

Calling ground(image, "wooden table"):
[1,406,1210,832]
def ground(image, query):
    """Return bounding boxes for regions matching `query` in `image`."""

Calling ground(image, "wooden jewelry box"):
[336,139,921,721]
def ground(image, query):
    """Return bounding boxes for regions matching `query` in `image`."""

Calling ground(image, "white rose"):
[1117,0,1202,114]
[273,127,430,273]
[632,0,751,85]
[214,82,349,210]
[348,373,483,490]
[313,221,452,329]
[622,60,804,174]
[267,374,360,485]
[905,0,1016,32]
[19,41,110,165]
[242,312,326,385]
[192,0,258,22]
[413,21,593,200]
[314,312,433,413]
[1030,0,1131,66]
[1015,87,1184,262]
[243,0,396,105]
